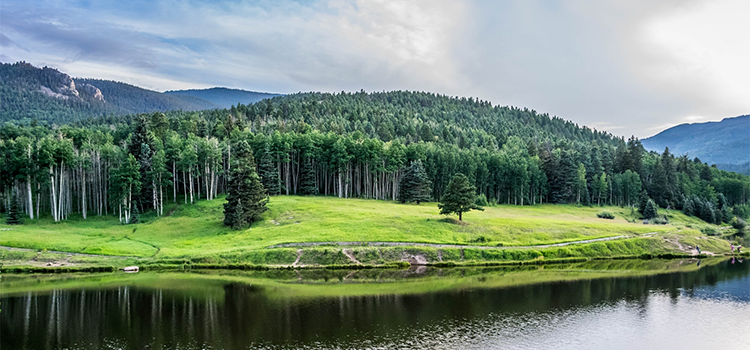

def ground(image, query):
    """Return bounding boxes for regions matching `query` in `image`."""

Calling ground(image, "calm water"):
[1,259,749,350]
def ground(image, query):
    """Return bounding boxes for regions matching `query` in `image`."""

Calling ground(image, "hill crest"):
[641,115,750,170]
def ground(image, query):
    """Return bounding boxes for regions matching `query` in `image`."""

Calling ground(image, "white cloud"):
[2,0,747,138]
[628,0,750,130]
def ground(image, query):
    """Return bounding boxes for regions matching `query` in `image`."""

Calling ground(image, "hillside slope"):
[0,62,221,123]
[165,87,280,108]
[642,115,750,169]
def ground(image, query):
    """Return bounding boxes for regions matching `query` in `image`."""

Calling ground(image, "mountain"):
[0,62,279,124]
[642,115,750,172]
[165,87,280,109]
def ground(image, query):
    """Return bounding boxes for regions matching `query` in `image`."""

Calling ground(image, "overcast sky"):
[1,0,748,138]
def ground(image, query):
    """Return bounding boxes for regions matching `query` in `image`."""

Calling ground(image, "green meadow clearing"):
[0,196,736,267]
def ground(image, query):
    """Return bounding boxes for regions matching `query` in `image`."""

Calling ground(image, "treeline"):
[1,91,748,225]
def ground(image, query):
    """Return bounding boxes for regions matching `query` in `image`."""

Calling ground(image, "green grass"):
[0,196,735,265]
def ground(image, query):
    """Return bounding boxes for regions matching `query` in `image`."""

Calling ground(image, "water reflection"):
[1,259,748,350]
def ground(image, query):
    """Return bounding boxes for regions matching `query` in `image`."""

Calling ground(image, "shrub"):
[475,193,488,206]
[469,235,490,243]
[731,217,746,230]
[597,211,615,219]
[650,217,668,225]
[699,226,718,236]
[644,199,658,220]
[734,205,749,220]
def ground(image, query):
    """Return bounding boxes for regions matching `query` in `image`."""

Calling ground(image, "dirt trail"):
[267,235,631,250]
[342,249,360,264]
[292,249,303,267]
[665,236,715,256]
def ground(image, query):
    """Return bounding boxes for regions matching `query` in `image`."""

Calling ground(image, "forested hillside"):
[1,91,748,226]
[0,62,218,124]
[165,87,280,109]
[642,115,750,171]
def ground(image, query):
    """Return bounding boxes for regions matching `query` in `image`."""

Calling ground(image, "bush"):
[731,217,746,230]
[469,235,490,243]
[734,205,750,220]
[475,193,488,206]
[650,217,668,225]
[597,211,615,219]
[699,226,718,236]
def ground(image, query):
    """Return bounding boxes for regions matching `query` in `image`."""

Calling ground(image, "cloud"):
[0,4,160,69]
[1,0,747,138]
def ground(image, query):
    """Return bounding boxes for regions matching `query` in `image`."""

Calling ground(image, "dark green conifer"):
[298,158,318,195]
[5,194,23,225]
[398,160,432,204]
[258,146,281,196]
[438,173,484,221]
[643,199,658,220]
[699,201,715,224]
[638,190,650,214]
[224,140,268,229]
[682,197,694,217]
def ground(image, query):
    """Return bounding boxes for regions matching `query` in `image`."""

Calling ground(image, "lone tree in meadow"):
[399,160,432,204]
[224,140,268,229]
[438,173,484,221]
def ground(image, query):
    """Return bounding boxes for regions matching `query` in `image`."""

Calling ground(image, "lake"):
[1,258,748,349]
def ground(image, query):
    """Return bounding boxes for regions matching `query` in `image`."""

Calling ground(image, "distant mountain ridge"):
[641,115,750,173]
[165,87,281,109]
[0,61,277,124]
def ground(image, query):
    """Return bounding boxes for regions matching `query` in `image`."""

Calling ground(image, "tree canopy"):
[439,173,484,221]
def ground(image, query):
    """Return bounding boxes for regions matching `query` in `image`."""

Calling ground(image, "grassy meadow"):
[0,195,737,267]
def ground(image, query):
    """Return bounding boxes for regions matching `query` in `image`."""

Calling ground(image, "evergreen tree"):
[644,199,658,220]
[575,162,587,204]
[581,186,591,206]
[439,173,484,221]
[716,193,732,223]
[298,157,318,195]
[682,196,694,217]
[258,146,281,195]
[700,201,715,224]
[594,173,608,206]
[638,190,650,214]
[398,160,432,204]
[224,140,268,229]
[651,159,667,207]
[5,193,23,225]
[128,115,154,210]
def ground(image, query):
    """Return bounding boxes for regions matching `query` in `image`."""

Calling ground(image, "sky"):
[1,0,748,138]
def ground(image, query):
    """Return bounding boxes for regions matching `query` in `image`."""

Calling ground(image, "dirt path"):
[665,236,714,256]
[342,249,360,264]
[291,249,303,267]
[267,235,631,250]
